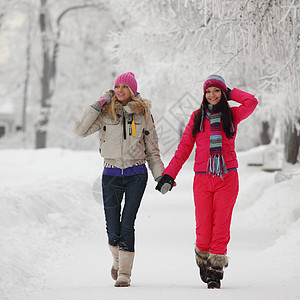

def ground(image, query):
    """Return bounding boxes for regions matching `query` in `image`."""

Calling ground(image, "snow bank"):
[231,146,300,288]
[1,147,299,299]
[238,174,300,233]
[236,146,300,235]
[0,149,103,299]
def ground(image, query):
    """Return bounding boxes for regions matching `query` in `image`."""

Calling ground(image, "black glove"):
[227,87,232,100]
[155,174,175,194]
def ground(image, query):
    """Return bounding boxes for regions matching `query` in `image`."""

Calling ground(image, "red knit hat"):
[114,72,138,95]
[203,75,227,95]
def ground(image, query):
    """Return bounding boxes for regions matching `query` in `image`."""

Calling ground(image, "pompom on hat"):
[203,75,227,95]
[114,72,138,95]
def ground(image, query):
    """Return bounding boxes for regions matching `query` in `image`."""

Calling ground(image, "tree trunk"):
[260,121,271,145]
[35,0,53,149]
[284,121,300,164]
[22,15,33,140]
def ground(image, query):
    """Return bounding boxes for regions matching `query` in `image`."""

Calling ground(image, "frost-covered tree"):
[46,2,119,149]
[1,0,299,159]
[108,0,300,161]
[36,0,111,149]
[0,0,33,141]
[0,0,118,149]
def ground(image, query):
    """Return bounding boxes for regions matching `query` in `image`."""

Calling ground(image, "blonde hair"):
[110,87,149,123]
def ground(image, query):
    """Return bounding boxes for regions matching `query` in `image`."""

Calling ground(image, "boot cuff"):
[208,254,229,268]
[195,247,210,259]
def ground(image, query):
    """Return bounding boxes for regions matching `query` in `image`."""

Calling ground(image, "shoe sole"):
[208,285,220,289]
[114,283,130,287]
[207,280,221,289]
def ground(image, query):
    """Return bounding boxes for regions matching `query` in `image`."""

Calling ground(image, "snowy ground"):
[1,146,300,300]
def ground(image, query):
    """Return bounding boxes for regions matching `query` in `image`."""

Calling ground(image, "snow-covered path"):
[1,148,300,299]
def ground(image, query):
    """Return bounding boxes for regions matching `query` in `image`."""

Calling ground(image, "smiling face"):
[114,83,132,105]
[205,86,222,105]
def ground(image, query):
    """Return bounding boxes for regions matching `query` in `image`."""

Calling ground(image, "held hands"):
[155,174,175,195]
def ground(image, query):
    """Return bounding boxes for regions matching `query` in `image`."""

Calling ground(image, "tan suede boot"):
[114,250,134,287]
[108,244,119,280]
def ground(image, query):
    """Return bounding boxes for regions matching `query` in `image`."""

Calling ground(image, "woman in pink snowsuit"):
[156,75,258,289]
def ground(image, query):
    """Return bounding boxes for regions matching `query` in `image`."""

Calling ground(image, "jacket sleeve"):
[162,111,196,180]
[230,88,258,124]
[144,112,165,180]
[73,106,102,137]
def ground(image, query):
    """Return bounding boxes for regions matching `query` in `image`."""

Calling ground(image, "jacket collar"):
[102,97,150,117]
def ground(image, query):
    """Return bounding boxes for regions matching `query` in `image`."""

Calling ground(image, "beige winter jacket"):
[73,98,164,180]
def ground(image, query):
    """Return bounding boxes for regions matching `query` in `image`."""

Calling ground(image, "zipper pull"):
[132,116,136,137]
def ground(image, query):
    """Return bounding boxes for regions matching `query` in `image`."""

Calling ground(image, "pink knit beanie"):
[203,75,227,95]
[114,72,138,95]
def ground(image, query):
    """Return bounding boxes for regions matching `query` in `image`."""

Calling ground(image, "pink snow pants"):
[193,171,239,255]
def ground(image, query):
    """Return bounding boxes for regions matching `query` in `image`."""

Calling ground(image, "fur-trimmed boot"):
[206,254,229,289]
[108,244,119,280]
[195,247,210,283]
[114,250,135,287]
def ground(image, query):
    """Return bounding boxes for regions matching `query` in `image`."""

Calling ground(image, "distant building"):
[0,102,16,139]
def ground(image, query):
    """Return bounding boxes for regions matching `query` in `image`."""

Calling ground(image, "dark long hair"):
[192,93,235,139]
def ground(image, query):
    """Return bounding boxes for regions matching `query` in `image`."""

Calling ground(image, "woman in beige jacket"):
[73,72,164,287]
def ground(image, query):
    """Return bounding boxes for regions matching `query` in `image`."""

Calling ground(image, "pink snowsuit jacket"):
[163,88,258,179]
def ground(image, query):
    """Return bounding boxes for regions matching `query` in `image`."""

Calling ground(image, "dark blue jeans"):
[102,172,148,252]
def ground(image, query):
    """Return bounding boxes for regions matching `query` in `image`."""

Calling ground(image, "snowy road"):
[1,148,300,299]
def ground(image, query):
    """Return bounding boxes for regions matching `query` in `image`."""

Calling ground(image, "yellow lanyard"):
[132,116,136,137]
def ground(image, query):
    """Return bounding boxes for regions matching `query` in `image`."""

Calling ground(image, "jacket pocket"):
[100,118,121,158]
[129,115,144,139]
[223,150,237,162]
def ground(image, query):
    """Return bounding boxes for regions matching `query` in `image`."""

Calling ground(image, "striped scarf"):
[205,105,228,178]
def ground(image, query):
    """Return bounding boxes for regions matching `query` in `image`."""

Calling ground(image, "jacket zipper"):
[121,110,126,175]
[123,111,126,140]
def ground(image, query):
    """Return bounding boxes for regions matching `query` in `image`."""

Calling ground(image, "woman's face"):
[114,83,132,105]
[205,86,222,105]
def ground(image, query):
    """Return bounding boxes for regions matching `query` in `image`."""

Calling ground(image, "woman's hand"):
[227,87,232,100]
[97,92,113,107]
[155,174,175,194]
